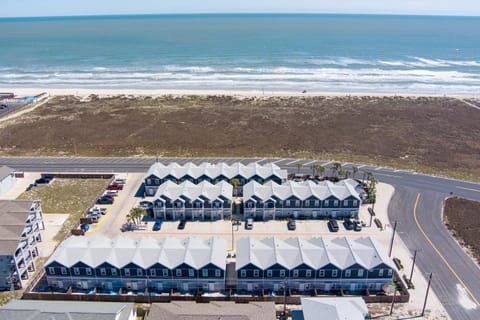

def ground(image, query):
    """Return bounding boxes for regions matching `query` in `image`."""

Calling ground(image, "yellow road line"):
[456,186,480,193]
[413,193,480,305]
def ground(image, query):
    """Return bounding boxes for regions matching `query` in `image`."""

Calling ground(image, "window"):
[388,269,393,277]
[86,268,92,276]
[100,268,106,276]
[61,267,67,275]
[253,270,260,278]
[305,201,310,207]
[345,270,351,277]
[240,270,246,278]
[353,200,358,207]
[163,269,168,277]
[111,268,117,276]
[267,270,273,278]
[188,269,194,277]
[293,270,299,277]
[332,270,338,277]
[213,202,220,208]
[334,200,339,207]
[176,269,182,277]
[344,200,349,206]
[194,202,201,208]
[202,269,208,277]
[314,200,319,207]
[318,270,325,277]
[155,179,160,185]
[279,270,286,278]
[379,269,384,277]
[246,202,253,208]
[137,269,143,276]
[150,269,156,276]
[286,201,290,207]
[124,269,131,277]
[358,269,364,277]
[295,200,300,207]
[215,269,221,277]
[306,270,312,278]
[73,267,80,276]
[48,267,55,275]
[324,200,329,206]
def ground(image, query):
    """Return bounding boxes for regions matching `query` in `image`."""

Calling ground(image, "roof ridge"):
[344,237,365,268]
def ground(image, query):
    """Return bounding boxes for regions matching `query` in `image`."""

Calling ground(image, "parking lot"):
[83,173,392,250]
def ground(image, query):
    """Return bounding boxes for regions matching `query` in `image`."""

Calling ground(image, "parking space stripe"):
[303,160,317,166]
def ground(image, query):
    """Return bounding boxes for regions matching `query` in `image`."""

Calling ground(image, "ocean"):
[0,14,479,94]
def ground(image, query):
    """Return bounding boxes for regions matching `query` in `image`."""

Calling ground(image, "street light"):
[421,273,433,317]
[408,249,418,287]
[388,221,398,257]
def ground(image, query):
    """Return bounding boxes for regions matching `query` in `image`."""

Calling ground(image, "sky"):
[1,0,480,17]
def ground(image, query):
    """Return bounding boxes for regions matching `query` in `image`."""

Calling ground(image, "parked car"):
[153,219,163,231]
[25,184,33,192]
[114,178,126,184]
[245,218,254,230]
[107,183,124,190]
[328,219,339,232]
[97,196,114,205]
[35,177,52,184]
[287,219,296,231]
[354,220,363,232]
[0,104,8,109]
[104,189,119,197]
[178,220,187,230]
[343,218,355,230]
[81,224,90,232]
[89,207,107,215]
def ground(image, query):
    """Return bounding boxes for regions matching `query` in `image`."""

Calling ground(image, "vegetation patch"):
[444,197,480,264]
[1,95,480,180]
[17,178,109,241]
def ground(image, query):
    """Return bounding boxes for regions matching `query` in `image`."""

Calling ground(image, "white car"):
[105,190,119,197]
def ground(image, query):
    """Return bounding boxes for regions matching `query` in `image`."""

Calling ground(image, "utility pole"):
[389,284,398,316]
[231,220,235,251]
[421,273,433,317]
[408,249,418,286]
[388,221,398,257]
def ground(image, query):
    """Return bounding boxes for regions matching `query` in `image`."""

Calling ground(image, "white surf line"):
[303,160,317,166]
[321,161,332,167]
[286,159,302,165]
[456,98,480,111]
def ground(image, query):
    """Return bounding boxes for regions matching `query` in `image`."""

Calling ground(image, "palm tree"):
[310,165,316,176]
[129,207,145,224]
[332,162,342,177]
[352,166,359,179]
[344,169,351,179]
[230,178,241,197]
[317,165,326,178]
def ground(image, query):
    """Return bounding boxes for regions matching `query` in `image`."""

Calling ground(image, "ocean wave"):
[2,65,480,94]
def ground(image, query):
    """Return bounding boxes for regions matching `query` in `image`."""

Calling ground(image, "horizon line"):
[1,12,480,19]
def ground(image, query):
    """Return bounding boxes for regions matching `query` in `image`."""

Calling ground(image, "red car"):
[107,183,124,190]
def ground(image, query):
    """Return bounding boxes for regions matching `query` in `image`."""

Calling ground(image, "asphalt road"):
[1,156,480,319]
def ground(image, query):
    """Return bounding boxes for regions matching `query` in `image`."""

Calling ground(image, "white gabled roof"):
[243,178,362,202]
[154,180,232,203]
[300,297,368,320]
[146,162,287,181]
[45,236,227,270]
[236,237,396,271]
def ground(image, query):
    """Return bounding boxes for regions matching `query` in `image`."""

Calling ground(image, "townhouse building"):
[0,200,44,290]
[44,236,227,293]
[243,179,362,220]
[144,162,287,196]
[236,236,396,294]
[152,180,233,221]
